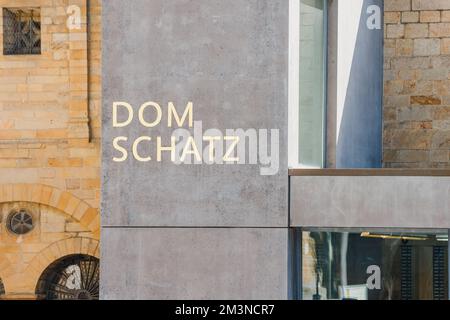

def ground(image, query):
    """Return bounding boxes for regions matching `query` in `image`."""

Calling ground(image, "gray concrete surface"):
[102,0,288,227]
[101,0,289,300]
[100,228,288,299]
[291,175,450,228]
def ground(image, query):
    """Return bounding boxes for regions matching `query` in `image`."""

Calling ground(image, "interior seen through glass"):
[302,230,449,300]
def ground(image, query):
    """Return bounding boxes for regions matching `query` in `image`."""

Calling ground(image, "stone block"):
[385,0,412,11]
[398,106,432,121]
[429,23,450,37]
[387,24,405,38]
[402,11,419,23]
[412,0,450,10]
[405,23,429,38]
[411,95,442,105]
[396,39,414,56]
[385,11,401,24]
[433,120,450,130]
[430,149,450,162]
[432,131,450,149]
[414,38,441,56]
[420,11,441,23]
[442,11,450,22]
[442,38,450,54]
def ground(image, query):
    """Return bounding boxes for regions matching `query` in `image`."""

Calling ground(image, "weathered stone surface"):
[413,39,441,56]
[433,120,450,130]
[0,0,101,298]
[434,80,450,96]
[403,11,419,23]
[389,129,433,149]
[386,11,401,24]
[431,55,450,68]
[410,95,442,105]
[385,0,412,12]
[412,0,450,10]
[396,39,414,56]
[405,23,429,38]
[442,39,450,54]
[432,131,450,149]
[387,24,405,38]
[433,107,450,120]
[384,4,450,168]
[429,23,450,37]
[420,11,441,23]
[442,11,450,22]
[390,56,431,69]
[398,106,432,121]
[430,149,450,162]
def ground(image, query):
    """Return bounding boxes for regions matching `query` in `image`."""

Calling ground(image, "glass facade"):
[298,0,327,167]
[300,229,449,300]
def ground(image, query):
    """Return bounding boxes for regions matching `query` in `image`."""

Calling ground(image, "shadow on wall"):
[336,0,383,168]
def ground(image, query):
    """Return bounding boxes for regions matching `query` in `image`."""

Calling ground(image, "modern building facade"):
[0,0,449,300]
[101,0,450,300]
[292,0,450,300]
[0,0,101,299]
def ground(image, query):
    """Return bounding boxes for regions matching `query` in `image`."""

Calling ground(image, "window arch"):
[35,254,99,300]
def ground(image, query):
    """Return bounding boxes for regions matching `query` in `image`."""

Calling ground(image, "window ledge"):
[289,168,450,177]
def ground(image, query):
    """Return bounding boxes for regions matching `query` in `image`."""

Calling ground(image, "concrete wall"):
[101,0,289,299]
[291,174,450,228]
[102,228,287,299]
[327,0,384,168]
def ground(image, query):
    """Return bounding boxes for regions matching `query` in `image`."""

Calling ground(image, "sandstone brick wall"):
[0,201,98,294]
[0,0,101,298]
[0,0,101,207]
[384,0,450,168]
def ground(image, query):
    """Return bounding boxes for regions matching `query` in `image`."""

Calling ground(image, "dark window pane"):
[301,230,448,300]
[3,8,41,55]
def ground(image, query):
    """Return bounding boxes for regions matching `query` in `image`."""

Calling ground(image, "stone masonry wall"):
[0,0,101,208]
[384,0,450,168]
[0,0,101,298]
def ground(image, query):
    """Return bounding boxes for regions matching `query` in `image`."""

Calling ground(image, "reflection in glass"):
[302,230,449,300]
[298,0,326,167]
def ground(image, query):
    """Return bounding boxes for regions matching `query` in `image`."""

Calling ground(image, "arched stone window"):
[35,254,99,300]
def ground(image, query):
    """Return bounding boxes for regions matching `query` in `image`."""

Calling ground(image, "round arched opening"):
[35,254,99,300]
[7,209,34,235]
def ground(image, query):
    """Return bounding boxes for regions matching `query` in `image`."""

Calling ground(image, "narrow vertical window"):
[289,0,327,168]
[3,8,41,55]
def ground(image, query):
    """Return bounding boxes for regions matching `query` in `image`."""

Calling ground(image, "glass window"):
[298,0,326,168]
[300,229,449,300]
[289,0,327,168]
